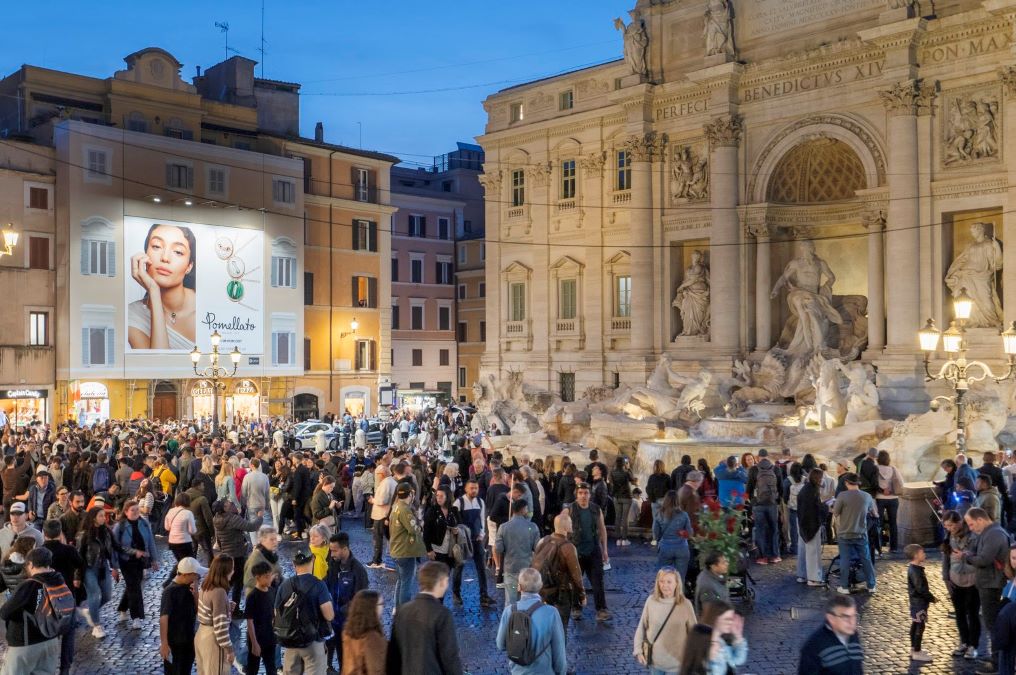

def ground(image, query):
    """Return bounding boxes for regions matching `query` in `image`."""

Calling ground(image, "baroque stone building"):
[478,0,1016,415]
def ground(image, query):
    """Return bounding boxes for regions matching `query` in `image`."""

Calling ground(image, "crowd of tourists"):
[1,404,1016,674]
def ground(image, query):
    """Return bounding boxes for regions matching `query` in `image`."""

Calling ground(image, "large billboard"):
[124,216,264,354]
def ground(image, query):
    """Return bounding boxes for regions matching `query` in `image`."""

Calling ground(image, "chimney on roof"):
[314,122,323,143]
[196,65,201,77]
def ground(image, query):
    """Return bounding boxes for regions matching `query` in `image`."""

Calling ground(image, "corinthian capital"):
[623,131,667,162]
[878,79,924,116]
[579,152,606,177]
[525,162,552,187]
[477,170,503,193]
[704,114,743,149]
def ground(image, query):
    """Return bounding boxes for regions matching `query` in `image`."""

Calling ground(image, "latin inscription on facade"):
[739,0,882,41]
[741,60,884,103]
[654,99,709,121]
[924,35,1010,64]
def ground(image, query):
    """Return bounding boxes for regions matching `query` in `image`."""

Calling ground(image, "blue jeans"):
[83,564,112,623]
[753,505,780,558]
[657,545,690,583]
[787,509,799,555]
[394,557,417,607]
[837,535,876,589]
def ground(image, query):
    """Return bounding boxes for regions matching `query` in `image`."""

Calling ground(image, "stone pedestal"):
[898,482,940,546]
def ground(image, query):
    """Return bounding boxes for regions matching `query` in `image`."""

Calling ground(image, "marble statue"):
[800,355,846,430]
[614,11,649,79]
[673,250,710,337]
[704,0,735,58]
[838,361,880,424]
[673,371,712,417]
[771,239,842,358]
[945,221,1003,328]
[945,97,998,165]
[672,146,708,201]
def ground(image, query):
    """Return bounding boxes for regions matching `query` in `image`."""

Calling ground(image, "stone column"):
[878,81,923,350]
[624,132,665,353]
[750,223,772,351]
[705,115,743,352]
[1001,66,1016,327]
[864,207,887,351]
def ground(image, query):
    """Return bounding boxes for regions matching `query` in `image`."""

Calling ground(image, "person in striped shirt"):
[195,555,235,673]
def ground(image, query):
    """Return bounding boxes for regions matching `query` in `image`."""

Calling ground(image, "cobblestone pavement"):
[0,517,989,674]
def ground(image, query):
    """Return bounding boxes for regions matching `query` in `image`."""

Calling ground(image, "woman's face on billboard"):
[145,225,192,289]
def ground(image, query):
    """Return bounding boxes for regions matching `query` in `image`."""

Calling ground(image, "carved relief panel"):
[942,86,1001,168]
[670,143,709,205]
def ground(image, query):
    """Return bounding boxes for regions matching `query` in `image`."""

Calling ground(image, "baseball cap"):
[8,502,25,514]
[293,549,315,565]
[177,557,208,576]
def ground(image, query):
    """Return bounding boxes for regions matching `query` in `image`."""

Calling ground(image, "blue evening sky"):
[2,1,626,165]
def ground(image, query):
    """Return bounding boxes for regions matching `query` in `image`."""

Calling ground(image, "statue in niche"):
[672,146,709,201]
[613,11,649,79]
[945,96,999,165]
[838,361,880,424]
[945,221,1003,328]
[771,239,842,359]
[672,250,710,337]
[704,0,735,58]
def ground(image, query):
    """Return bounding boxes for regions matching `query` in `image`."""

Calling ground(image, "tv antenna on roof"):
[214,21,238,60]
[256,0,269,78]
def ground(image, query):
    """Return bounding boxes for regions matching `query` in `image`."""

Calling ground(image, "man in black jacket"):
[387,561,463,675]
[0,547,64,673]
[212,499,262,607]
[42,519,84,675]
[798,594,864,674]
[290,454,313,539]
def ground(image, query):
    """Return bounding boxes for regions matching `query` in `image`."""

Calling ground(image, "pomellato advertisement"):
[124,215,264,354]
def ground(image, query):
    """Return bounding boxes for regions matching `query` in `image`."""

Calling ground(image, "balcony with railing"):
[609,316,632,332]
[506,320,528,335]
[506,204,528,220]
[554,198,577,214]
[611,190,631,205]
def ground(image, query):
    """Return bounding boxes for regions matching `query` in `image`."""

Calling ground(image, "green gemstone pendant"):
[226,280,244,301]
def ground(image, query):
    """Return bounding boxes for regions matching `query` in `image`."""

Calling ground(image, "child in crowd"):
[245,562,278,675]
[905,543,937,663]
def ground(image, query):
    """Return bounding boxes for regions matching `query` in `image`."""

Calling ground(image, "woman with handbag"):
[633,567,697,674]
[112,499,158,629]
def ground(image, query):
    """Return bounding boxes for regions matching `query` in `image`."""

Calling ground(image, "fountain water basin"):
[693,417,784,445]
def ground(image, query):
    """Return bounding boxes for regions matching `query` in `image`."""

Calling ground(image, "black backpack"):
[273,578,321,648]
[505,601,550,666]
[754,465,778,506]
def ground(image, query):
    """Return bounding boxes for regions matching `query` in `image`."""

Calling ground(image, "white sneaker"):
[623,539,631,546]
[835,586,851,595]
[233,659,244,672]
[130,618,143,630]
[965,647,979,660]
[615,539,621,547]
[650,540,657,547]
[911,650,933,662]
[91,625,106,639]
[118,611,129,623]
[78,607,95,628]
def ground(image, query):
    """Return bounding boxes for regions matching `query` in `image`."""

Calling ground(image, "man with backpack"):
[533,513,585,642]
[496,567,567,675]
[273,548,334,675]
[750,450,782,565]
[0,547,74,674]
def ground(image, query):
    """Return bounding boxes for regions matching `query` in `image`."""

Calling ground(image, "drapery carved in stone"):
[671,145,709,202]
[525,162,552,187]
[943,93,999,166]
[623,131,667,162]
[878,79,924,116]
[704,114,743,148]
[579,152,606,177]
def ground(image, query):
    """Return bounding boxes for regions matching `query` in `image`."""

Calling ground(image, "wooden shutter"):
[435,262,441,285]
[81,241,91,275]
[105,328,114,366]
[368,277,377,308]
[81,328,90,366]
[29,237,49,270]
[368,222,378,252]
[304,272,314,305]
[352,276,360,307]
[107,242,116,277]
[186,167,194,190]
[289,259,298,288]
[369,340,376,370]
[304,338,311,371]
[420,216,427,239]
[352,221,360,250]
[166,164,174,187]
[350,166,358,200]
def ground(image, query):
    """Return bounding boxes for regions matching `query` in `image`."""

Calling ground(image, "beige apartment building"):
[0,48,397,424]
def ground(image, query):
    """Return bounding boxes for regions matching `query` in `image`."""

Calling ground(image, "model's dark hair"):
[142,223,196,291]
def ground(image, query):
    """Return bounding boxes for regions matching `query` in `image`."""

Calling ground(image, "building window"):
[355,168,370,202]
[29,311,48,346]
[304,338,311,371]
[438,218,450,241]
[272,331,296,365]
[28,237,49,270]
[439,306,451,331]
[559,90,574,111]
[271,255,297,288]
[463,220,473,234]
[439,349,450,366]
[82,326,114,366]
[458,247,467,264]
[559,372,576,402]
[458,284,466,300]
[458,367,467,388]
[82,239,115,277]
[412,349,423,367]
[391,257,399,282]
[352,276,377,308]
[86,149,108,180]
[411,305,424,330]
[272,178,296,204]
[616,150,631,191]
[561,159,576,199]
[304,272,314,305]
[408,215,426,238]
[411,259,423,284]
[207,167,226,196]
[509,282,526,322]
[355,339,376,370]
[436,261,453,284]
[615,275,632,317]
[166,163,193,190]
[442,180,453,192]
[558,278,577,320]
[352,220,377,251]
[480,321,486,342]
[479,282,486,298]
[392,304,400,330]
[126,112,147,133]
[28,187,48,210]
[457,321,467,342]
[614,77,623,90]
[510,101,524,123]
[511,170,525,207]
[613,372,621,389]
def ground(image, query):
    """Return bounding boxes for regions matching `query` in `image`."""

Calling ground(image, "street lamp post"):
[191,330,241,437]
[918,287,1016,451]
